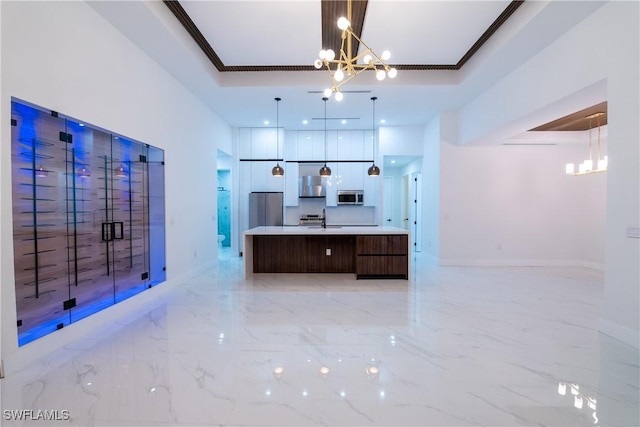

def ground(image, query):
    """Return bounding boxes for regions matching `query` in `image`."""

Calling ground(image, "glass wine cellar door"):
[11,99,166,346]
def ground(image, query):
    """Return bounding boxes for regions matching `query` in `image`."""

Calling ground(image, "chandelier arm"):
[332,68,373,92]
[347,31,389,66]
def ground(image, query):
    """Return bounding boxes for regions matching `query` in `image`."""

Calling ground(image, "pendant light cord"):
[276,97,281,159]
[324,97,328,163]
[372,96,377,157]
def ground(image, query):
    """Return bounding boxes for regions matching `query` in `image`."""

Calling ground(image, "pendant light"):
[271,97,284,177]
[565,112,607,176]
[368,96,380,176]
[319,97,332,176]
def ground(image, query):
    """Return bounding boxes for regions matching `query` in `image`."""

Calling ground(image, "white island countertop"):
[244,226,409,236]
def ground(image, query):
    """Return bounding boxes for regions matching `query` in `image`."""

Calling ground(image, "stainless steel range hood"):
[299,176,325,198]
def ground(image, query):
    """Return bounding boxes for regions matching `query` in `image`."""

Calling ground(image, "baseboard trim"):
[438,259,605,271]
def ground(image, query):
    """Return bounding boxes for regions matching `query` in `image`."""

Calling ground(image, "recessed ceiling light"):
[341,120,347,124]
[380,119,386,124]
[303,120,308,125]
[391,160,396,164]
[79,123,85,127]
[264,120,270,125]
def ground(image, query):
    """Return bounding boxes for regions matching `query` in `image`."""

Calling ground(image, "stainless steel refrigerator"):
[249,192,283,228]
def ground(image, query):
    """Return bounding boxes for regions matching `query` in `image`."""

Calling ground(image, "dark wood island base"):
[244,227,409,279]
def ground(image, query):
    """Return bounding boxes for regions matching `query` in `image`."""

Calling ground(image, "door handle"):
[102,222,111,241]
[386,219,391,222]
[112,222,124,240]
[102,222,124,241]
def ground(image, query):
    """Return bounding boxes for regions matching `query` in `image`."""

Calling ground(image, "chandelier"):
[565,112,608,176]
[314,0,397,101]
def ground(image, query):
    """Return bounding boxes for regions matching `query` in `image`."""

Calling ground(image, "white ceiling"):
[88,1,606,136]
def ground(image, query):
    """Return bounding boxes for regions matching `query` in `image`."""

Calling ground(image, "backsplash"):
[285,198,376,225]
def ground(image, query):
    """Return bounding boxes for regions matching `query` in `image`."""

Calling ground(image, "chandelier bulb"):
[337,17,350,31]
[381,50,391,61]
[319,49,327,60]
[388,68,398,78]
[325,49,336,61]
[314,59,323,69]
[335,91,344,102]
[334,68,344,82]
[323,88,333,98]
[363,54,373,65]
[376,69,386,81]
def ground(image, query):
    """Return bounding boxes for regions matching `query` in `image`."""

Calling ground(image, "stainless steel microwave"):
[337,190,364,205]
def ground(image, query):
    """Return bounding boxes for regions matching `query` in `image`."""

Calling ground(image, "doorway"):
[217,150,233,257]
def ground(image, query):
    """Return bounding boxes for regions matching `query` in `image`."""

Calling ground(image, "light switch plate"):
[326,248,331,256]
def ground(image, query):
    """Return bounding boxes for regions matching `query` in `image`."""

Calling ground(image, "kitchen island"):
[243,226,410,279]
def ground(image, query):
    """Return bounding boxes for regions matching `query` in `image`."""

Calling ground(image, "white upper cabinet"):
[284,162,299,206]
[312,130,326,161]
[251,128,277,159]
[284,130,297,161]
[363,130,375,161]
[297,131,313,160]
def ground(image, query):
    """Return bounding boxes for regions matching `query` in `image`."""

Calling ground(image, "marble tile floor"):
[1,249,638,427]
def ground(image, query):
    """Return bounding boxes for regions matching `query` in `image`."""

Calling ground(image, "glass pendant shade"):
[272,163,284,177]
[368,164,380,176]
[319,163,332,176]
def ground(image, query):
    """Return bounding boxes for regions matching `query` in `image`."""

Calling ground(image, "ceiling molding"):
[163,0,525,73]
[530,102,608,132]
[456,0,524,69]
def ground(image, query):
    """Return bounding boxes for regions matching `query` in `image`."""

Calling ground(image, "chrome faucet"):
[321,208,326,229]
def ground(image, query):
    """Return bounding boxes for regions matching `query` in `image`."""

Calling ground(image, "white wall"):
[452,2,638,347]
[422,117,441,262]
[439,142,606,267]
[379,126,424,157]
[1,1,232,374]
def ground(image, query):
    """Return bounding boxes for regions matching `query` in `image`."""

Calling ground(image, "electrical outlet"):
[326,248,331,256]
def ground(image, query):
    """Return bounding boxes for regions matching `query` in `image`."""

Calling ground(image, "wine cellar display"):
[10,99,166,346]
